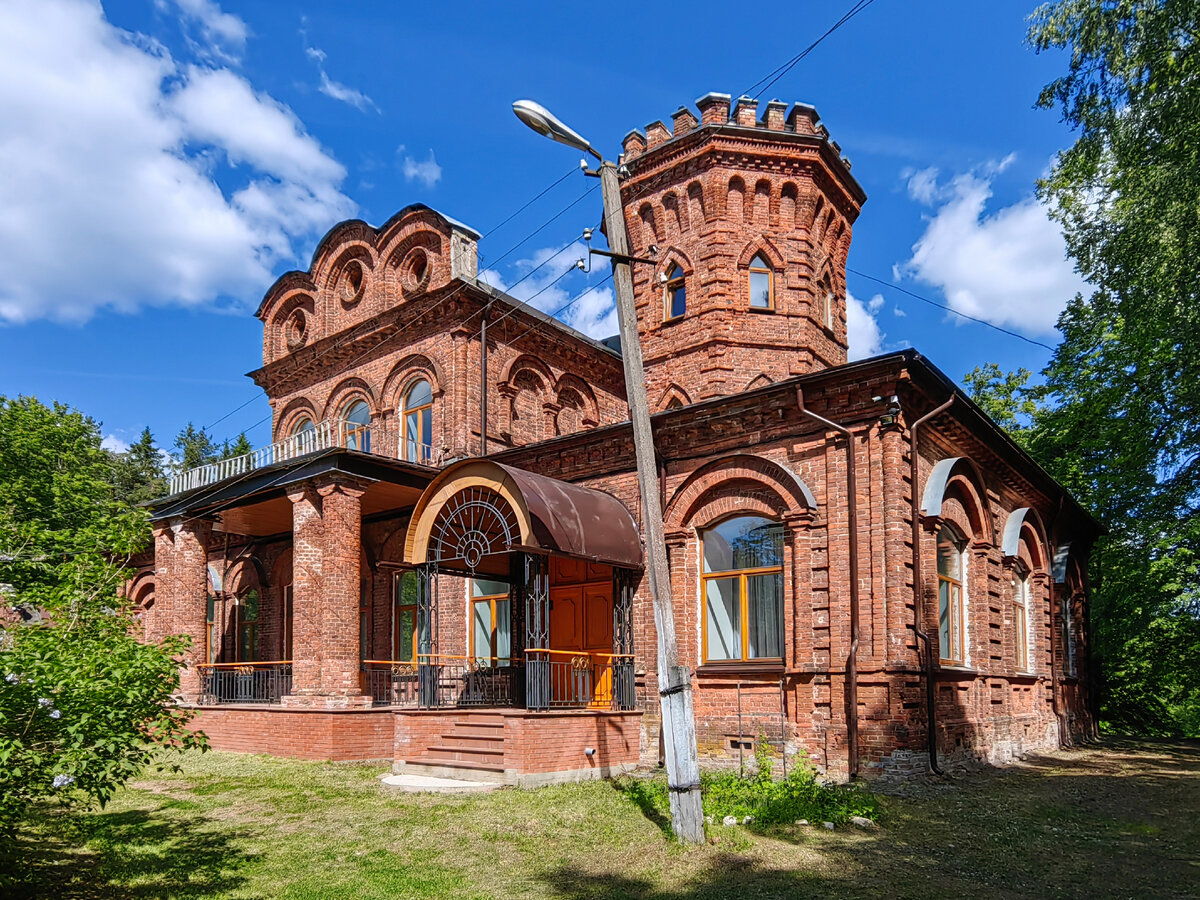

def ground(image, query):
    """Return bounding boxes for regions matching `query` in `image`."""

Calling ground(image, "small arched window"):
[937,524,966,665]
[402,379,433,464]
[291,417,315,436]
[342,400,371,453]
[748,254,773,310]
[702,515,784,663]
[664,264,686,320]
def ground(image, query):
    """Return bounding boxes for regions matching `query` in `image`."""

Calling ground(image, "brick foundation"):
[186,705,395,761]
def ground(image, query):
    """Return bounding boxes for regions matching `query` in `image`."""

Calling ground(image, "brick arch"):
[665,454,817,529]
[268,290,317,360]
[661,191,683,237]
[779,181,799,230]
[637,202,658,247]
[1002,507,1050,573]
[128,571,155,609]
[752,178,772,226]
[922,456,995,545]
[736,237,785,272]
[382,353,446,409]
[225,556,266,595]
[727,176,746,222]
[803,195,826,235]
[656,245,695,280]
[319,243,378,326]
[382,227,445,301]
[656,383,692,411]
[321,377,379,422]
[499,353,554,387]
[745,373,773,391]
[275,397,321,442]
[686,486,790,533]
[553,373,599,428]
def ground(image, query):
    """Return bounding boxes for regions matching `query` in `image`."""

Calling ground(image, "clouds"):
[305,46,378,113]
[160,0,247,62]
[900,159,1087,336]
[0,0,354,324]
[398,147,443,189]
[847,291,885,360]
[481,242,617,339]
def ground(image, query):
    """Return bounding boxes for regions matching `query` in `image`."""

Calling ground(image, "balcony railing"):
[198,661,292,705]
[363,656,519,708]
[526,649,636,711]
[168,419,372,496]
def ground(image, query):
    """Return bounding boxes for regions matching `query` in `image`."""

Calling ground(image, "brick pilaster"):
[168,518,211,701]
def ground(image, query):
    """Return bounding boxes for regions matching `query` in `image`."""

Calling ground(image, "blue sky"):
[0,0,1087,456]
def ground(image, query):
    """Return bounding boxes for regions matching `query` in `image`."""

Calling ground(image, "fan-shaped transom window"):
[702,515,784,662]
[664,264,686,320]
[403,379,433,464]
[937,524,966,665]
[291,417,315,436]
[342,400,371,452]
[748,254,773,310]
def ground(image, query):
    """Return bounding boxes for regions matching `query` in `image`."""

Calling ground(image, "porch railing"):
[526,649,636,711]
[198,661,292,705]
[168,419,373,495]
[363,656,519,708]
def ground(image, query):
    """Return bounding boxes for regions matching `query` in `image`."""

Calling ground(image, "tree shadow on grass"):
[537,857,862,900]
[610,777,674,838]
[5,807,258,899]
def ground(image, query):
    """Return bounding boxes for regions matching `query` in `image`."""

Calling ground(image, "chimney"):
[787,102,820,135]
[622,129,647,161]
[645,120,671,149]
[763,99,787,132]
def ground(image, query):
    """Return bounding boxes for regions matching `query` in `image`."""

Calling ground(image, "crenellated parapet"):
[615,92,867,405]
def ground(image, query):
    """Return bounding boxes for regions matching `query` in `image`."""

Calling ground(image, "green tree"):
[968,1,1200,734]
[219,432,253,460]
[109,426,167,505]
[173,422,216,471]
[0,396,204,837]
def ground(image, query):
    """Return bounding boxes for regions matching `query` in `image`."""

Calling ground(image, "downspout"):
[797,388,861,778]
[909,395,954,776]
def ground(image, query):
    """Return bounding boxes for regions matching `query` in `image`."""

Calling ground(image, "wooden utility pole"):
[597,159,705,844]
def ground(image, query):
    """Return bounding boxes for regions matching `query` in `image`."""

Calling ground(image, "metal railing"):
[526,649,636,711]
[409,654,520,709]
[198,661,292,705]
[362,660,421,707]
[168,420,371,495]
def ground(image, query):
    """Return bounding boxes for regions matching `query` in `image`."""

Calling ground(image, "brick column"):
[157,518,211,701]
[150,524,174,645]
[283,475,372,708]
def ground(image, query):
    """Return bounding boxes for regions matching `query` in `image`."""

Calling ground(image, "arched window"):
[664,264,686,320]
[341,400,371,452]
[702,515,784,662]
[1011,570,1031,673]
[291,417,315,436]
[937,524,967,665]
[402,379,433,463]
[1061,595,1077,677]
[748,254,773,310]
[823,290,835,329]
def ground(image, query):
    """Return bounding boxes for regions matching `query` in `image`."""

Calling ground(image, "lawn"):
[7,739,1198,899]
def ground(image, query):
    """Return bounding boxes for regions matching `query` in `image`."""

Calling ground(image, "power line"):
[846,267,1057,352]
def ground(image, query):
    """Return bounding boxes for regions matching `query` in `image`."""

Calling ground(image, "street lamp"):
[513,99,705,845]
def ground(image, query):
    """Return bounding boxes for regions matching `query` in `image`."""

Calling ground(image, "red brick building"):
[137,92,1098,782]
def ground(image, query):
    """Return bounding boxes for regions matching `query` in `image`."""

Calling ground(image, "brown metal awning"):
[404,459,643,571]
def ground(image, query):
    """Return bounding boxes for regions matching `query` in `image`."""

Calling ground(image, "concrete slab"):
[379,772,503,793]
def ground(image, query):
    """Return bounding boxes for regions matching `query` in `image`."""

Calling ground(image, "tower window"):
[664,264,686,320]
[823,291,835,329]
[748,254,773,310]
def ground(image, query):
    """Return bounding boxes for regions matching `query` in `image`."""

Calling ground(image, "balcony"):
[168,419,379,496]
[198,661,292,705]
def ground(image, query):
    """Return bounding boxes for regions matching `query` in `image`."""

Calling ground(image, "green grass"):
[5,739,1198,899]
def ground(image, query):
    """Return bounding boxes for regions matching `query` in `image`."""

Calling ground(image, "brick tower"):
[618,93,866,409]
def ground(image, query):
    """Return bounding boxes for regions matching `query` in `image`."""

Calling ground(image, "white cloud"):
[892,306,907,317]
[0,0,355,324]
[900,160,1087,336]
[847,291,884,360]
[159,0,247,63]
[101,434,131,453]
[305,45,378,113]
[398,146,442,188]
[482,243,617,339]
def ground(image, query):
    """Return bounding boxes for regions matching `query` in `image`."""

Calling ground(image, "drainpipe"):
[480,308,489,456]
[909,396,954,776]
[797,388,861,778]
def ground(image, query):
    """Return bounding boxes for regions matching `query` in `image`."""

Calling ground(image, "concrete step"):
[398,759,510,783]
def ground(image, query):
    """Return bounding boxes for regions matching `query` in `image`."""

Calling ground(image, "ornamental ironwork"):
[427,486,521,571]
